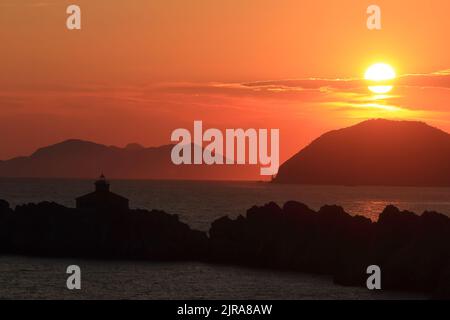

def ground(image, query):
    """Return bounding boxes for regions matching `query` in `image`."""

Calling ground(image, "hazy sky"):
[0,0,449,161]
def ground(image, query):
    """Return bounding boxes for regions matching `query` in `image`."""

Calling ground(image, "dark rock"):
[0,199,10,212]
[433,263,450,299]
[0,201,207,261]
[209,201,450,297]
[0,199,12,251]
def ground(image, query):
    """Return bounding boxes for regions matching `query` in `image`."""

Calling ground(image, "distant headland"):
[274,119,450,186]
[0,140,261,181]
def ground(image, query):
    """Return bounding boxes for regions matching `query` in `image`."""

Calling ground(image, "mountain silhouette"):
[274,119,450,186]
[0,139,260,180]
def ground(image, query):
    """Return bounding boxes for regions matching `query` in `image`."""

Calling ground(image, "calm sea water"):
[1,178,450,231]
[0,256,423,300]
[1,178,442,299]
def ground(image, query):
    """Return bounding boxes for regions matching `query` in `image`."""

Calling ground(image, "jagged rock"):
[0,199,12,251]
[209,201,450,297]
[0,199,10,212]
[1,201,207,261]
[434,263,450,299]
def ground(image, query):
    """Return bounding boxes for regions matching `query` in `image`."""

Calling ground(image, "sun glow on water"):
[368,85,393,94]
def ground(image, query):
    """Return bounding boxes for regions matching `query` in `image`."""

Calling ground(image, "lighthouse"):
[76,174,129,211]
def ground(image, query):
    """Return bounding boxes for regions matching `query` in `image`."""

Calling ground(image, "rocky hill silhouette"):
[274,119,450,186]
[0,139,260,180]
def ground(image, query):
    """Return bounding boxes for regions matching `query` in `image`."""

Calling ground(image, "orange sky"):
[0,0,449,162]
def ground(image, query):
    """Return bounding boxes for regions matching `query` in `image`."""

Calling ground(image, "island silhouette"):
[0,141,260,181]
[275,119,450,186]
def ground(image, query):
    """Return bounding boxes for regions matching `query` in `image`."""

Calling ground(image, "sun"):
[365,63,396,81]
[364,63,396,94]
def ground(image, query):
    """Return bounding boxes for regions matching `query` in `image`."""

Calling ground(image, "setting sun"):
[365,63,396,94]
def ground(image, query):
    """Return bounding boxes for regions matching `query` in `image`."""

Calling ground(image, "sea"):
[2,178,448,299]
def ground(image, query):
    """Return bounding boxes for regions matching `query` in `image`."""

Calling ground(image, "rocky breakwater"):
[209,201,450,298]
[0,200,208,261]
